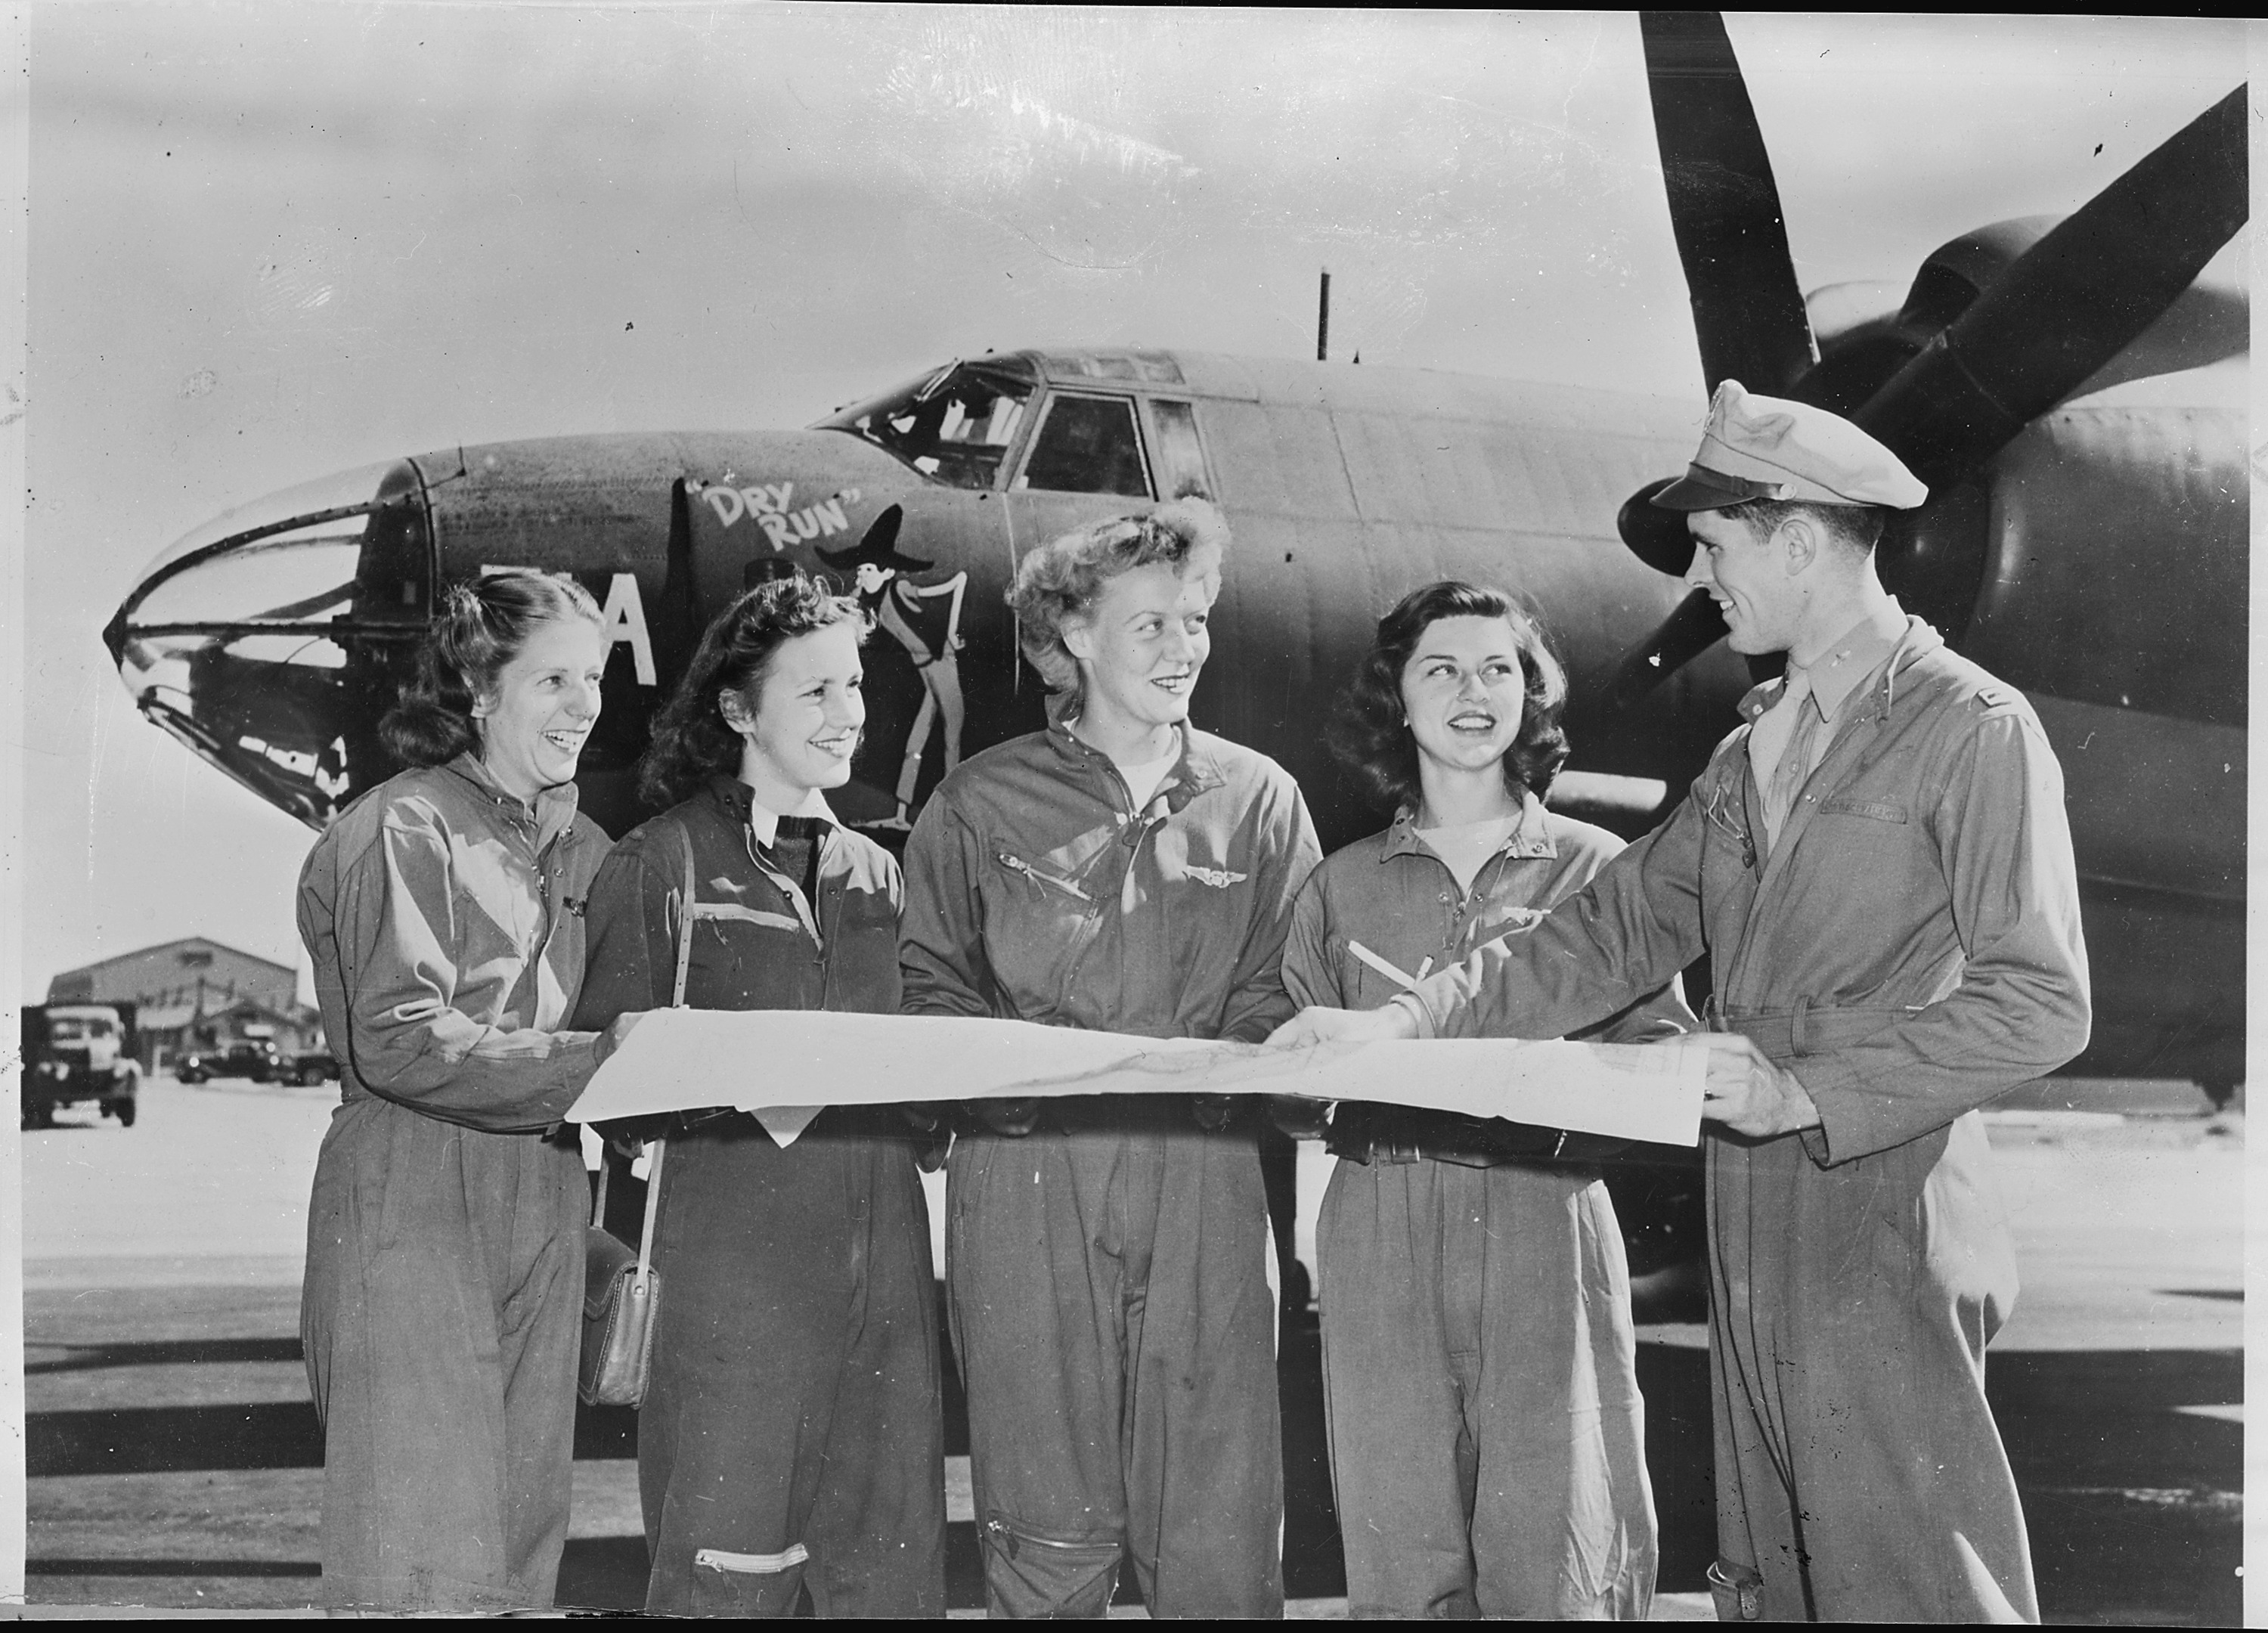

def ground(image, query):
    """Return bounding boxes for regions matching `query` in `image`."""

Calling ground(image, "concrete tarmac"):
[16,1078,2244,1621]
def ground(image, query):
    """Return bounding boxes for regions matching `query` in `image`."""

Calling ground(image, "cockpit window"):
[1016,394,1152,498]
[819,358,1035,490]
[1145,399,1210,500]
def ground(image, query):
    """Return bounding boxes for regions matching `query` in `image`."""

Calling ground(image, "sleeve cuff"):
[1789,1056,1860,1167]
[1390,992,1436,1040]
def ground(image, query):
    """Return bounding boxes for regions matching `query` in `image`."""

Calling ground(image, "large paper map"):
[571,1010,1706,1149]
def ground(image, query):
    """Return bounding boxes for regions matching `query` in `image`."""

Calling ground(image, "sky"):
[18,5,2249,998]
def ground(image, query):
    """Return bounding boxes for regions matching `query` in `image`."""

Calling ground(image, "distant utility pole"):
[1317,269,1331,362]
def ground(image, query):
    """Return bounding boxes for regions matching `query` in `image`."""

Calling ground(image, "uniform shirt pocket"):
[1791,789,1932,955]
[1818,796,1910,824]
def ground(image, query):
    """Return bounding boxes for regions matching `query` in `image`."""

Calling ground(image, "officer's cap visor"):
[1650,465,1785,513]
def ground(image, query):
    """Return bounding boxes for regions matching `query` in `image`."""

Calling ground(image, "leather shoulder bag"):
[578,824,699,1407]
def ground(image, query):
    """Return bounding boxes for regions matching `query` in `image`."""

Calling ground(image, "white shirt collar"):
[745,790,838,850]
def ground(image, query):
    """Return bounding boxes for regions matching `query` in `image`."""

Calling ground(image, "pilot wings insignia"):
[1182,865,1248,889]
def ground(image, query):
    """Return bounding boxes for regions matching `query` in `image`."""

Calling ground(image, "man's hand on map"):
[968,1097,1042,1138]
[1696,1033,1821,1138]
[1266,1002,1419,1049]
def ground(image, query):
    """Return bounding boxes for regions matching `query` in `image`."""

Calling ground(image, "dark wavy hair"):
[1328,581,1571,813]
[637,573,872,807]
[379,571,606,767]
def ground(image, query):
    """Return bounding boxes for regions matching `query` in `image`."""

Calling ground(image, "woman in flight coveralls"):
[899,500,1321,1619]
[1279,582,1690,1619]
[571,575,947,1618]
[296,571,636,1611]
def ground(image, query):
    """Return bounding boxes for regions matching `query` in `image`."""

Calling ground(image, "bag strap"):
[634,1137,665,1291]
[587,823,699,1238]
[672,822,699,1009]
[621,823,696,1287]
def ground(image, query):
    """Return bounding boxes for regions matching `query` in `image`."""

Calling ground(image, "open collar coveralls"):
[296,752,611,1610]
[570,776,946,1618]
[1399,619,2090,1623]
[900,721,1321,1618]
[1281,796,1687,1619]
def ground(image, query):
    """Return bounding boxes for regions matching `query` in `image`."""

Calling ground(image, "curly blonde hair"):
[1006,499,1230,699]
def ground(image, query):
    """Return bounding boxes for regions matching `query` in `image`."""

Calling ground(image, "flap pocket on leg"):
[981,1511,1121,1618]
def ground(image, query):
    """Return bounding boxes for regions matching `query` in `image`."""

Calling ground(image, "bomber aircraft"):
[104,16,2249,1123]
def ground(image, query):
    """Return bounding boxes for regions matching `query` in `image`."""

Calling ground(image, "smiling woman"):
[1280,580,1691,1619]
[380,573,606,779]
[897,500,1323,1617]
[294,569,637,1613]
[568,575,950,1617]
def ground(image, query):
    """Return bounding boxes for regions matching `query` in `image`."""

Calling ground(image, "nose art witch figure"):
[820,504,967,832]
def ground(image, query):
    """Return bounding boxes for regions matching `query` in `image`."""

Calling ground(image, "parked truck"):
[20,1002,141,1129]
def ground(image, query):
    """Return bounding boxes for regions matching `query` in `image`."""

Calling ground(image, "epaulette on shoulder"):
[615,809,695,862]
[1707,727,1752,770]
[1907,643,2025,720]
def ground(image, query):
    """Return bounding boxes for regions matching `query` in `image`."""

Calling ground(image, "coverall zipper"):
[996,851,1093,902]
[984,1516,1117,1563]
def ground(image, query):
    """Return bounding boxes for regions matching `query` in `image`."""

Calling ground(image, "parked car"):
[175,1038,280,1084]
[20,1003,141,1128]
[286,1049,340,1086]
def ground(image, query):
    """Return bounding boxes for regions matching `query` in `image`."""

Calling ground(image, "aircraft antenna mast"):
[1316,269,1331,361]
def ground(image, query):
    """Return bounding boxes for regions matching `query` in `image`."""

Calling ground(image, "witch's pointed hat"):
[816,504,934,575]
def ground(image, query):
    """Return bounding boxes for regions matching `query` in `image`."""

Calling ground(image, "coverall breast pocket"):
[687,912,798,994]
[984,851,1098,996]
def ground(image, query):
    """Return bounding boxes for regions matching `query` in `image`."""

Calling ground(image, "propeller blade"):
[1608,588,1727,713]
[1616,478,1697,577]
[1855,84,2247,489]
[1640,11,1817,394]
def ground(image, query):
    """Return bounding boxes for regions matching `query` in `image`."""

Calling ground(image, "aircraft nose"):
[107,457,434,829]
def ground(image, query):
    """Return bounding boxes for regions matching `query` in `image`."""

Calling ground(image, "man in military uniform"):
[1272,381,2090,1623]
